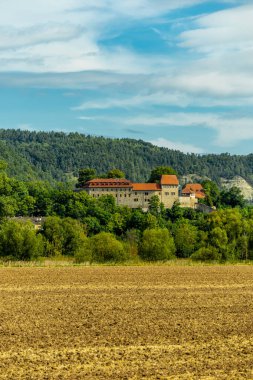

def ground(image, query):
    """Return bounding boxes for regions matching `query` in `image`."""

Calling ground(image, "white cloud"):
[0,0,209,74]
[72,92,190,110]
[150,137,204,153]
[0,24,84,49]
[2,0,253,153]
[179,4,253,53]
[124,112,253,147]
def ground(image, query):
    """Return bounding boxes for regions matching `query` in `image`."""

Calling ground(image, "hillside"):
[1,129,253,185]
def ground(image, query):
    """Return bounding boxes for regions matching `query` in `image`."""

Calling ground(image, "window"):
[165,192,169,196]
[145,192,149,196]
[171,192,176,196]
[134,198,139,202]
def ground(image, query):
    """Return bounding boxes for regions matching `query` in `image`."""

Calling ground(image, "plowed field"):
[0,265,253,379]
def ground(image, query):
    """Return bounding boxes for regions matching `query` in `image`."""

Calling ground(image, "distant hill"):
[1,129,253,185]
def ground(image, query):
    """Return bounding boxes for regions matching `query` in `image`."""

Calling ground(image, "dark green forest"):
[1,129,253,184]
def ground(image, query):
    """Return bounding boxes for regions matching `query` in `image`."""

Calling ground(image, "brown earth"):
[0,265,253,379]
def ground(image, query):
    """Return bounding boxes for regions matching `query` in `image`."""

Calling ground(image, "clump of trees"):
[0,162,253,264]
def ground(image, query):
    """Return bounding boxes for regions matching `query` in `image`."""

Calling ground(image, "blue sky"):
[1,0,253,154]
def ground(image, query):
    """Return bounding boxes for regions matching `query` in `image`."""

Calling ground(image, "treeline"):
[2,205,253,263]
[1,128,253,184]
[0,163,253,263]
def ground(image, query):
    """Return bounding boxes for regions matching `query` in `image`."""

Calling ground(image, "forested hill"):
[1,128,253,184]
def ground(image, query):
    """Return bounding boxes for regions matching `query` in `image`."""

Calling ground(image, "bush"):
[173,221,197,258]
[90,232,128,263]
[140,228,175,261]
[74,238,93,263]
[42,216,87,257]
[191,246,221,262]
[0,220,43,260]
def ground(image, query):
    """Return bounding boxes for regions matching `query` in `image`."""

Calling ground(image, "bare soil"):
[0,265,253,379]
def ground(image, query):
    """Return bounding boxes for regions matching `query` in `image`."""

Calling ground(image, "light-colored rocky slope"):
[221,176,253,202]
[181,174,253,202]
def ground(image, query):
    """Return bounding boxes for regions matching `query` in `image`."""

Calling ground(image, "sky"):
[0,0,253,154]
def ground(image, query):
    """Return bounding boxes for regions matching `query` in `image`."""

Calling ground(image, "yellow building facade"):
[81,175,179,210]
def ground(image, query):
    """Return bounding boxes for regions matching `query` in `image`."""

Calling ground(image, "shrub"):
[90,232,128,263]
[74,238,92,263]
[42,216,87,257]
[173,221,198,258]
[0,220,43,260]
[191,246,221,262]
[140,228,175,261]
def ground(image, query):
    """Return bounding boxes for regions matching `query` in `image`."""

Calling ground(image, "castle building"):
[179,183,206,209]
[181,183,205,200]
[81,175,179,210]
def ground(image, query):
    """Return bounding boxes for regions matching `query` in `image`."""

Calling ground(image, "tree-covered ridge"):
[1,128,253,184]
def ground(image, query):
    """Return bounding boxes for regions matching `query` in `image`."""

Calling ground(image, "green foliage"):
[148,166,177,183]
[90,232,128,263]
[106,168,125,178]
[173,221,198,258]
[140,228,175,261]
[42,216,87,257]
[220,186,245,208]
[0,148,252,263]
[201,180,220,207]
[191,246,221,262]
[1,129,253,186]
[0,220,43,260]
[148,195,161,216]
[74,238,92,263]
[77,168,96,188]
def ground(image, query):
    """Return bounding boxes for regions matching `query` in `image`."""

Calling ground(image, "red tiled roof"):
[160,175,179,185]
[85,178,132,188]
[132,183,161,191]
[195,193,206,199]
[182,184,206,198]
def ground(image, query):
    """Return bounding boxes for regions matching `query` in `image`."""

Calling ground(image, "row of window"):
[92,193,176,198]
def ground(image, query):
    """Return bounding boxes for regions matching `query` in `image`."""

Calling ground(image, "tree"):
[173,221,198,258]
[140,228,175,261]
[27,181,53,216]
[0,220,43,260]
[220,186,245,208]
[148,195,160,216]
[42,216,64,256]
[0,160,8,172]
[201,180,220,207]
[90,232,127,262]
[148,166,177,183]
[106,169,125,178]
[42,216,87,257]
[76,168,96,188]
[0,196,18,218]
